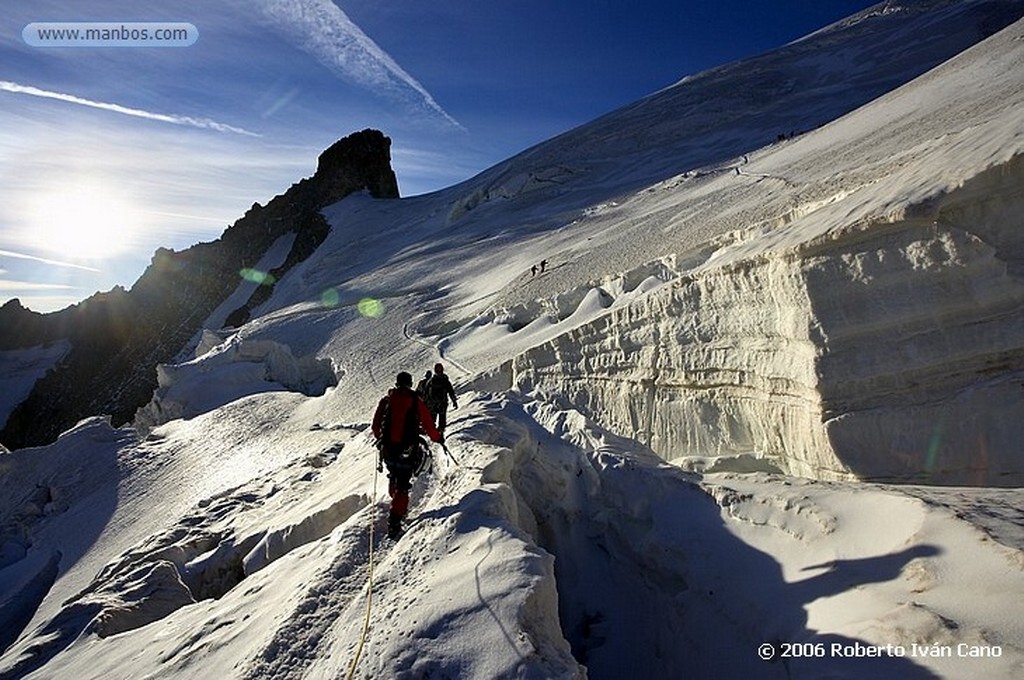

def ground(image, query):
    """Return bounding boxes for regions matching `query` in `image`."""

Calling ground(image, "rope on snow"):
[345,456,379,680]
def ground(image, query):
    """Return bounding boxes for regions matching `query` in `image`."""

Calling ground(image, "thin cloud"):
[0,249,101,272]
[148,210,232,224]
[0,81,260,136]
[256,0,463,129]
[0,280,78,291]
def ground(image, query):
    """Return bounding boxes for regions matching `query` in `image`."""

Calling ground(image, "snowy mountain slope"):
[3,1,1024,678]
[499,15,1024,484]
[160,3,1024,483]
[436,0,1024,267]
[3,395,1023,678]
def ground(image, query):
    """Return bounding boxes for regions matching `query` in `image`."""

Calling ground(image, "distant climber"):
[531,264,537,277]
[424,363,458,434]
[540,259,548,273]
[415,370,432,398]
[372,371,444,538]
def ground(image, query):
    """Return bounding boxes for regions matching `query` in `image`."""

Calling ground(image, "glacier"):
[2,2,1024,679]
[456,5,1024,484]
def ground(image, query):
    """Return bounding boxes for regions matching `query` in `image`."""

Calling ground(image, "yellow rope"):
[345,455,379,680]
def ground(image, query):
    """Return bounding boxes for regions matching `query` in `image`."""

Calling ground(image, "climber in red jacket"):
[371,371,443,538]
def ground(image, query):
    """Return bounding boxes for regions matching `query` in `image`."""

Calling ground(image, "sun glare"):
[27,182,143,260]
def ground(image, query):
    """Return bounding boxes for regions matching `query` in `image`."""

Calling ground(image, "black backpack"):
[380,393,430,474]
[425,375,449,410]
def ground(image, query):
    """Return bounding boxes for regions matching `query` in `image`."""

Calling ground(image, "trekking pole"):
[440,442,460,467]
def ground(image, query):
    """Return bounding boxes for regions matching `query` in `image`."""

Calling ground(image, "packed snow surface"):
[3,2,1024,678]
[2,397,1023,678]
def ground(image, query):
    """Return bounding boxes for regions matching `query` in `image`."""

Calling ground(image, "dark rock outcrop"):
[0,129,398,450]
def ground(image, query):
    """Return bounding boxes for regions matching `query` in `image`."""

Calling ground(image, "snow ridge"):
[3,4,1024,678]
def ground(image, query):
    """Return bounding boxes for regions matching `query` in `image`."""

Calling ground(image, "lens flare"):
[357,297,384,318]
[924,423,944,473]
[320,288,340,307]
[240,268,275,285]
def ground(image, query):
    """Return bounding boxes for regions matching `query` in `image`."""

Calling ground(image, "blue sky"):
[0,0,876,313]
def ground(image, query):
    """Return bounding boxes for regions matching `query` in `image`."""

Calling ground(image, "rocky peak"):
[315,128,399,201]
[0,129,399,450]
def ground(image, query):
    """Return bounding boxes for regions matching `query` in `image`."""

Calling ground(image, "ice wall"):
[135,333,337,433]
[511,157,1024,485]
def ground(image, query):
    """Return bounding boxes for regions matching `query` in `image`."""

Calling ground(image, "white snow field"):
[3,1,1024,678]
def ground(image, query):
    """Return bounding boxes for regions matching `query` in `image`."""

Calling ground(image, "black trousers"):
[429,406,449,433]
[383,455,414,520]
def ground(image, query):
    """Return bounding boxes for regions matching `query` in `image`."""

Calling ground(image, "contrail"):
[0,80,260,136]
[256,0,463,129]
[0,280,78,291]
[0,249,102,272]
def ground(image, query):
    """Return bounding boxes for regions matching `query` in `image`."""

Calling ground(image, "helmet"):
[396,371,413,387]
[434,363,444,373]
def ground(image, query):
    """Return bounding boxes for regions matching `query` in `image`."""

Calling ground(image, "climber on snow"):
[424,363,458,434]
[415,370,432,398]
[372,371,444,538]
